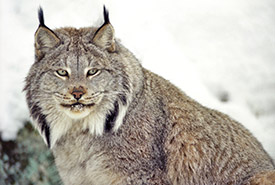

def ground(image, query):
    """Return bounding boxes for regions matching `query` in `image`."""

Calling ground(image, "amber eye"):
[87,68,99,77]
[56,69,69,77]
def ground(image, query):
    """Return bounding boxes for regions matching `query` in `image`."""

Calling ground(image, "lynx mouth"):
[60,102,95,111]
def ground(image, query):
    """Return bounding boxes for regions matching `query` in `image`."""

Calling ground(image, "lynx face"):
[24,7,141,148]
[43,45,117,120]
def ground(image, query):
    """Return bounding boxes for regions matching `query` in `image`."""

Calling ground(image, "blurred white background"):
[0,0,274,159]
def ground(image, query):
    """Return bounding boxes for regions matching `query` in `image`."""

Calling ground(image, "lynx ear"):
[92,6,116,52]
[35,7,60,56]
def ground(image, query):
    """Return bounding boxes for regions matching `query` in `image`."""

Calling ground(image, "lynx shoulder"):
[24,6,275,185]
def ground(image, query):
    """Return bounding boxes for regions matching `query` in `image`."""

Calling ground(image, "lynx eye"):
[87,68,99,77]
[56,69,69,77]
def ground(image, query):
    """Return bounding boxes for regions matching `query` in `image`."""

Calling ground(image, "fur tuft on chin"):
[44,97,130,148]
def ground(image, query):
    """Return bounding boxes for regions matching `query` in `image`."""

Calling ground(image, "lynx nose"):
[71,86,86,101]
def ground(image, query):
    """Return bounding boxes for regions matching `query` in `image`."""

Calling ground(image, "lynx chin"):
[24,6,275,185]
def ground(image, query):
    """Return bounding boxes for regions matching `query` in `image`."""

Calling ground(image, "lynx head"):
[24,6,143,148]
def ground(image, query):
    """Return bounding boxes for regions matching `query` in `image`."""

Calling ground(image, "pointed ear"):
[35,7,60,57]
[92,6,116,52]
[35,27,60,49]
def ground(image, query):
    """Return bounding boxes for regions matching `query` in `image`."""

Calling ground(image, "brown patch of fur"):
[248,171,275,185]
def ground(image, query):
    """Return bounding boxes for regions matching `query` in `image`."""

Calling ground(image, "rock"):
[0,123,62,185]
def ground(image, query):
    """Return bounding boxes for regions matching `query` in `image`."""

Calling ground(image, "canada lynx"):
[24,7,275,185]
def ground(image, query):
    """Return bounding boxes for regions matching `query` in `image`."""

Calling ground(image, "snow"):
[0,0,274,159]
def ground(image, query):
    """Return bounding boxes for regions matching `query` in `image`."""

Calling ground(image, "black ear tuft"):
[38,6,45,27]
[92,5,115,52]
[103,5,110,24]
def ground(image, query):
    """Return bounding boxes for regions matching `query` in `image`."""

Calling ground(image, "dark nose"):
[71,86,85,100]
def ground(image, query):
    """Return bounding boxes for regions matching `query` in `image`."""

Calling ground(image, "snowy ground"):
[0,0,274,159]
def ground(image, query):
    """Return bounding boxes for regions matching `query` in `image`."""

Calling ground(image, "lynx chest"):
[52,130,126,185]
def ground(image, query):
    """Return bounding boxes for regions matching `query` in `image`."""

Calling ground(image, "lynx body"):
[24,7,275,185]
